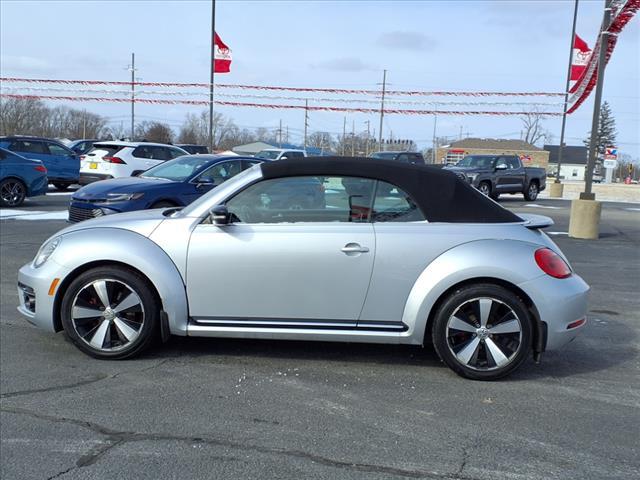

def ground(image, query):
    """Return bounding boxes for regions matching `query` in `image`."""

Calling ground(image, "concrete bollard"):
[549,182,564,198]
[569,199,602,239]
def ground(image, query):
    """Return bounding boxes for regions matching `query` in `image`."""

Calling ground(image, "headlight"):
[467,173,479,181]
[105,192,145,203]
[33,236,61,268]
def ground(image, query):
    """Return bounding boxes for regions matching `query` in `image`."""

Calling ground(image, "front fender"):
[400,239,545,344]
[51,228,189,336]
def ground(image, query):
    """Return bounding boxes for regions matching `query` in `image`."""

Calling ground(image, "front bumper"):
[518,273,590,351]
[17,260,72,333]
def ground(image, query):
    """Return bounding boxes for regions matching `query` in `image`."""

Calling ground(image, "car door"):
[46,142,78,181]
[186,175,376,323]
[507,156,526,191]
[494,156,512,191]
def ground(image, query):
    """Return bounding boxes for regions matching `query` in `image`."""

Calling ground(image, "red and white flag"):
[570,34,591,81]
[214,32,232,73]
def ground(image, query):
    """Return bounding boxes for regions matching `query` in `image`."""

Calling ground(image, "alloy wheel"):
[528,183,538,200]
[445,297,523,371]
[71,279,145,352]
[1,180,25,207]
[478,183,490,196]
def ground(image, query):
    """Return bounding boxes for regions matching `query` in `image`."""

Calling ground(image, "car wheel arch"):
[400,239,548,349]
[422,276,544,357]
[49,229,189,336]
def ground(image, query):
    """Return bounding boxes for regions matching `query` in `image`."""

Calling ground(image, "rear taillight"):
[34,165,47,173]
[534,248,571,279]
[103,156,126,164]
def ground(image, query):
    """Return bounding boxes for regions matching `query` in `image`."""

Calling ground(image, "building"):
[436,138,549,168]
[543,145,590,180]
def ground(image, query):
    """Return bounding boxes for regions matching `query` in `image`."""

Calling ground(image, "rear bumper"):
[518,273,589,351]
[79,173,113,185]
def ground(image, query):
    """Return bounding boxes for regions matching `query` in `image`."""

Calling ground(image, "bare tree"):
[520,111,549,146]
[135,121,175,144]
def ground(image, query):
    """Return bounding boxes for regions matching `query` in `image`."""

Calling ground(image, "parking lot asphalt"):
[1,189,639,480]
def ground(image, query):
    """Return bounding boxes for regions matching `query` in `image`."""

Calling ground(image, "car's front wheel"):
[432,284,532,380]
[60,266,159,359]
[477,181,491,197]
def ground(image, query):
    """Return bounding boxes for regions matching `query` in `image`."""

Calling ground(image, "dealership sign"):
[604,147,618,160]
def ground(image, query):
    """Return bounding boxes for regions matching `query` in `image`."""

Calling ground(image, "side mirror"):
[280,156,288,160]
[495,164,508,171]
[209,205,230,225]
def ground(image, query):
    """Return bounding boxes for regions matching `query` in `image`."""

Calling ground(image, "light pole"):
[208,0,216,153]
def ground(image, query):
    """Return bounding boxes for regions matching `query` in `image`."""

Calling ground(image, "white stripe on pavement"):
[524,204,563,210]
[0,210,68,220]
[547,231,569,236]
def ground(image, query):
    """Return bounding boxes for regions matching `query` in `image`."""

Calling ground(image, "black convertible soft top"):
[260,156,521,223]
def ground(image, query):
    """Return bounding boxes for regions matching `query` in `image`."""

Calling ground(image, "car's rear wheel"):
[60,266,159,359]
[432,284,532,380]
[0,178,26,207]
[53,182,70,191]
[524,181,539,201]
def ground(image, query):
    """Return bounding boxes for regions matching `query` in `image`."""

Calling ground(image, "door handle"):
[341,243,369,254]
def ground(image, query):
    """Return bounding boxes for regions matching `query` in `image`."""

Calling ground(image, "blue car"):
[0,136,80,190]
[68,154,262,222]
[0,147,48,207]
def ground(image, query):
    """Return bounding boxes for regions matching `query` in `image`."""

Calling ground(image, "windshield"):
[370,152,397,160]
[255,150,281,160]
[140,155,210,181]
[456,156,497,168]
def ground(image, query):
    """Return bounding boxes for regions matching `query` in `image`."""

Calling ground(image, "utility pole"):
[278,119,282,147]
[351,120,355,156]
[303,99,309,150]
[82,109,87,140]
[129,53,136,140]
[459,125,463,140]
[378,69,386,151]
[555,0,580,189]
[431,105,438,164]
[582,0,612,200]
[208,0,217,153]
[364,120,371,156]
[342,117,346,156]
[286,125,289,144]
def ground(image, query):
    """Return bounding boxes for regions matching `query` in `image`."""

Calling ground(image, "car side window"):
[48,143,71,156]
[225,176,375,224]
[495,157,508,169]
[132,146,153,159]
[507,157,520,169]
[197,161,242,185]
[242,160,262,170]
[168,148,186,159]
[11,140,48,154]
[0,150,6,160]
[372,181,425,222]
[397,153,410,163]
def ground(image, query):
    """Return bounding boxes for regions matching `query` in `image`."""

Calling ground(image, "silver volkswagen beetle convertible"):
[18,157,589,380]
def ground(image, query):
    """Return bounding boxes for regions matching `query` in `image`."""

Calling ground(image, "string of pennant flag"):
[0,94,563,117]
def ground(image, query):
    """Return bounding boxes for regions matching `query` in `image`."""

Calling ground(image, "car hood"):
[444,166,491,174]
[73,176,173,199]
[58,208,168,238]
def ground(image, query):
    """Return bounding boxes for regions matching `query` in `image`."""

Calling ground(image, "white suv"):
[79,141,188,184]
[254,148,307,160]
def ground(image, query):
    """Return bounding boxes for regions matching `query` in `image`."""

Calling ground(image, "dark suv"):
[369,151,425,165]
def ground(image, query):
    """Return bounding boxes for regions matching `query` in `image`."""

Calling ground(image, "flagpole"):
[209,0,216,153]
[554,0,580,188]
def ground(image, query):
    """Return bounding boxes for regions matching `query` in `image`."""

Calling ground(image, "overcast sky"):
[1,0,638,157]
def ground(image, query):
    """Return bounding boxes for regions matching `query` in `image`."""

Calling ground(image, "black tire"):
[53,182,70,191]
[490,191,500,201]
[60,266,160,359]
[477,181,492,197]
[150,201,177,209]
[524,181,539,201]
[432,283,532,380]
[0,178,27,207]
